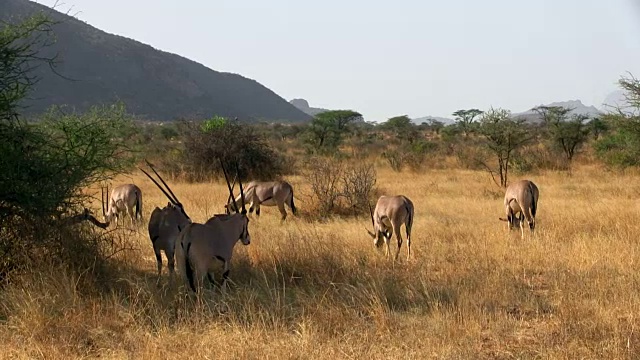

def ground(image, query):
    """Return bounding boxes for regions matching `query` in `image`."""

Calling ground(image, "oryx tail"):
[135,188,143,221]
[529,182,537,218]
[403,196,413,239]
[290,188,297,215]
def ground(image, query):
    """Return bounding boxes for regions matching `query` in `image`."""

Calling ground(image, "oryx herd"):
[85,160,539,296]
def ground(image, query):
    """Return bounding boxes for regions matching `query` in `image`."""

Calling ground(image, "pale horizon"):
[33,0,640,122]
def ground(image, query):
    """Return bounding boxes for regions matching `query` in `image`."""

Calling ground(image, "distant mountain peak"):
[289,98,330,116]
[410,115,455,125]
[514,99,602,123]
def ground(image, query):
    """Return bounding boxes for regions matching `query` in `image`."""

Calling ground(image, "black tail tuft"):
[529,184,537,218]
[135,190,143,221]
[290,189,297,215]
[184,243,196,292]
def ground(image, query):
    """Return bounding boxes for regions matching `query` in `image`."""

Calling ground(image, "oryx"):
[499,179,539,239]
[102,184,143,227]
[140,161,191,284]
[366,195,414,261]
[176,162,251,294]
[62,208,109,229]
[224,180,296,221]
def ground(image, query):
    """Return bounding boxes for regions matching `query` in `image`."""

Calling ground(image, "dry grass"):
[2,164,640,359]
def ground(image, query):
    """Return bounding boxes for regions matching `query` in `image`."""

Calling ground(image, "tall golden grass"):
[1,164,639,359]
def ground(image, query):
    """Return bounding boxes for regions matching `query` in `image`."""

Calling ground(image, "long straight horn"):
[368,203,375,228]
[144,159,181,204]
[226,173,237,206]
[140,167,177,205]
[101,186,107,217]
[237,165,247,214]
[220,159,239,213]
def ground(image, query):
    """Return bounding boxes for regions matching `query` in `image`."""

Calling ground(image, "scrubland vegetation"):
[2,12,640,360]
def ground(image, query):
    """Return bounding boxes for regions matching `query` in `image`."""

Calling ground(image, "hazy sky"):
[34,0,640,121]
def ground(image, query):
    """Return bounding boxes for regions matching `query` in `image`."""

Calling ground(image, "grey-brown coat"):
[177,161,251,293]
[226,180,296,221]
[103,184,143,227]
[140,161,192,284]
[367,195,414,261]
[499,179,539,239]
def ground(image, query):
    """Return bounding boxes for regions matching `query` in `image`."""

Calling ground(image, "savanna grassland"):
[1,164,640,359]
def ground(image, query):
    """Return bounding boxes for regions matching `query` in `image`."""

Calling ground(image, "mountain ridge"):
[1,0,311,122]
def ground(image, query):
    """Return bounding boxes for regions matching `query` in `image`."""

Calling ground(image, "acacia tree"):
[532,106,591,165]
[478,108,531,187]
[594,73,640,168]
[452,109,483,138]
[381,115,418,143]
[305,110,363,153]
[180,117,286,181]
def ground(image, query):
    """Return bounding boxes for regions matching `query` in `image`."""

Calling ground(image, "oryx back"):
[107,184,143,225]
[369,195,414,261]
[502,179,539,236]
[229,180,296,220]
[177,213,250,292]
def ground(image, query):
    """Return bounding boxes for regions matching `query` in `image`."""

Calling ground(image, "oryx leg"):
[382,228,391,259]
[154,248,163,284]
[207,272,217,287]
[393,223,404,262]
[278,202,287,222]
[167,250,175,282]
[220,260,230,295]
[406,222,412,262]
[518,213,525,240]
[126,205,135,227]
[254,202,261,217]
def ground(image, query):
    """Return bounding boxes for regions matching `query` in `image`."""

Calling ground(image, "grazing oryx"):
[499,179,539,239]
[102,184,143,227]
[366,195,414,261]
[62,208,109,229]
[140,161,192,284]
[225,180,296,221]
[176,162,250,294]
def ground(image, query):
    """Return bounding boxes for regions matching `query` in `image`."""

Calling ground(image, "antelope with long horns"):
[176,161,251,294]
[140,160,192,284]
[101,183,143,227]
[366,195,414,261]
[499,179,539,239]
[225,180,297,222]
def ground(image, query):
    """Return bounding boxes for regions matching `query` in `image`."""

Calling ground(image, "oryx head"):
[220,160,250,246]
[499,213,520,229]
[366,203,388,248]
[101,185,117,223]
[140,160,192,231]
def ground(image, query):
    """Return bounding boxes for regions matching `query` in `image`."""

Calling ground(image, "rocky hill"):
[289,98,330,116]
[513,100,602,123]
[1,0,311,122]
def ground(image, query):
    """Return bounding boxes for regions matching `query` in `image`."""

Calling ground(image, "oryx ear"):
[498,217,508,222]
[366,229,376,238]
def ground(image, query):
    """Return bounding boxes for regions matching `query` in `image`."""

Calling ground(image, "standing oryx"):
[366,195,414,261]
[176,162,251,294]
[499,179,539,239]
[140,161,192,284]
[225,180,296,221]
[102,183,143,227]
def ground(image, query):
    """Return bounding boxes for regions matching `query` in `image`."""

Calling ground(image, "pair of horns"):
[140,159,184,210]
[101,184,109,217]
[366,202,376,238]
[220,159,246,215]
